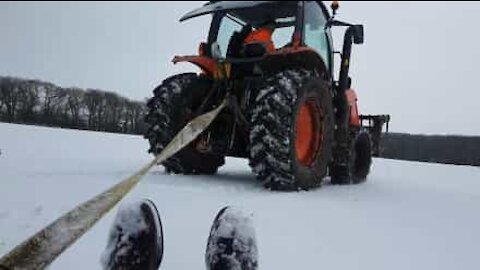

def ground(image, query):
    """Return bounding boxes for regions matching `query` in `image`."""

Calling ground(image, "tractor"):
[144,1,390,190]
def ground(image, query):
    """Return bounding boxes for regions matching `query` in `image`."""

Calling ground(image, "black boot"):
[101,199,163,270]
[205,207,258,270]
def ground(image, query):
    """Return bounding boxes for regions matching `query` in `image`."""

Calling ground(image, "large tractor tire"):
[144,73,225,174]
[249,69,334,190]
[331,130,372,184]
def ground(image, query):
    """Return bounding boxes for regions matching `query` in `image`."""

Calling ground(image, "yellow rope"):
[0,100,225,270]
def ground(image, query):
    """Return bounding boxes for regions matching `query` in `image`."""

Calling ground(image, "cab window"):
[216,15,244,57]
[303,1,330,67]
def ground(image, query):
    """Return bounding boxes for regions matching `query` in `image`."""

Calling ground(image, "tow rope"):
[0,100,226,270]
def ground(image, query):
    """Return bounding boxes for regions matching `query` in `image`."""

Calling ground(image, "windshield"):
[212,2,298,57]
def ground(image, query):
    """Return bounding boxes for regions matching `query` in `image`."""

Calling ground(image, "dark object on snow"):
[360,115,391,157]
[101,200,164,270]
[350,130,373,183]
[206,207,258,270]
[331,130,372,185]
[381,132,480,167]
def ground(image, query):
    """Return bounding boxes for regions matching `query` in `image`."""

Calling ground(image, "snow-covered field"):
[1,122,479,270]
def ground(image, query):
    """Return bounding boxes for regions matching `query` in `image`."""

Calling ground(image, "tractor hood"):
[180,1,277,22]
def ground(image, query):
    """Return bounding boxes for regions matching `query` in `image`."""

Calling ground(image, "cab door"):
[303,1,333,72]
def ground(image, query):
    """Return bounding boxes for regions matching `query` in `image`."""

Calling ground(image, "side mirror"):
[331,1,340,16]
[352,25,364,45]
[327,21,364,45]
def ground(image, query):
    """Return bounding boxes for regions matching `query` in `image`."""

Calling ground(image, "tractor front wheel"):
[144,73,225,174]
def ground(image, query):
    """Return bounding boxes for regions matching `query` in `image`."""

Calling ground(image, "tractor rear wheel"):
[144,73,225,174]
[249,69,334,190]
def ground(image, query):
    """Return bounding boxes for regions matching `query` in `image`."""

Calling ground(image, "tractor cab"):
[176,1,336,78]
[188,2,301,58]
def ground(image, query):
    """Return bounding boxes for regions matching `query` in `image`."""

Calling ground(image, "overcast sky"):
[1,1,479,136]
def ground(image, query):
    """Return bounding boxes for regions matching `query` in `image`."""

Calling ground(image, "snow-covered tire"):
[331,130,372,185]
[249,69,334,190]
[144,73,224,174]
[350,130,372,184]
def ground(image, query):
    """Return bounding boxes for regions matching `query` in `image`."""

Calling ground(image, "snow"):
[0,122,480,269]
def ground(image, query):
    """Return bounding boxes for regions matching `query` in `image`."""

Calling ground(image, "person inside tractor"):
[243,20,276,53]
[206,3,297,59]
[226,20,277,58]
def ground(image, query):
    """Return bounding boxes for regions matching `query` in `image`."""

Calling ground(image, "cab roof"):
[180,1,276,22]
[180,1,330,24]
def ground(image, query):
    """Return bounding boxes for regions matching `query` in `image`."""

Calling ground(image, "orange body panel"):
[345,89,361,127]
[295,100,322,166]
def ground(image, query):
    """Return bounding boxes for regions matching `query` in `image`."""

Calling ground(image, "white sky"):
[1,1,479,136]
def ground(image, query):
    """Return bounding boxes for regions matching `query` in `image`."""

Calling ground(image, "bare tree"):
[0,83,4,115]
[1,76,147,135]
[43,86,67,125]
[65,88,85,128]
[84,89,105,131]
[17,80,40,122]
[0,77,20,122]
[128,101,146,134]
[42,83,59,118]
[103,92,123,132]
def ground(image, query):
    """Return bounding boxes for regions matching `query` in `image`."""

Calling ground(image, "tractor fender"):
[345,89,361,127]
[172,55,219,77]
[260,47,329,78]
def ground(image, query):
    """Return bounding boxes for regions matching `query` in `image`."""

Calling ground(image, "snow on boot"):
[205,207,258,270]
[101,199,163,270]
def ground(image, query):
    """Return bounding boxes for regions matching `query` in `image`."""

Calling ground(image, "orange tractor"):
[144,1,390,190]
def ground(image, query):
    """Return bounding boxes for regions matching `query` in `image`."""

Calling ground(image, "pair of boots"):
[101,200,258,270]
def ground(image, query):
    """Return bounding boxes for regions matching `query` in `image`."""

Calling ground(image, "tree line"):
[381,133,480,167]
[2,76,479,167]
[0,76,146,134]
